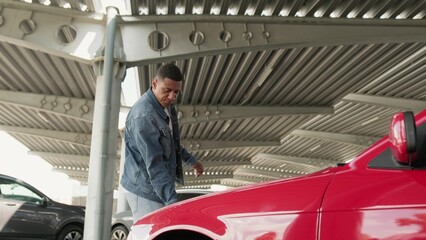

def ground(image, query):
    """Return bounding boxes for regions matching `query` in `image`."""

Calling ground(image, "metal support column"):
[116,129,130,213]
[84,6,126,240]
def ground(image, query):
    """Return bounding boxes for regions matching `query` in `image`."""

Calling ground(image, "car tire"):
[157,231,211,240]
[57,224,83,240]
[111,225,129,240]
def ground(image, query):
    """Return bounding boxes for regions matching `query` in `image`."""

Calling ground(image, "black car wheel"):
[57,224,83,240]
[111,225,129,240]
[156,231,212,240]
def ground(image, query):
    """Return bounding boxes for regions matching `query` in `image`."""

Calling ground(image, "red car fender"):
[134,169,338,239]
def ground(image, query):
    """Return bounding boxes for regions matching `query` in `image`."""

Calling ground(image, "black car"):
[110,189,213,240]
[0,173,85,240]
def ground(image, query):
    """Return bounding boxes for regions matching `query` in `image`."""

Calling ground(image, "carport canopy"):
[0,0,425,239]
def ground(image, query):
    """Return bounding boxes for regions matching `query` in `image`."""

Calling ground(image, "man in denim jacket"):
[121,63,204,223]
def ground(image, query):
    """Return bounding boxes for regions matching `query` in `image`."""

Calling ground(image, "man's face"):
[152,77,182,108]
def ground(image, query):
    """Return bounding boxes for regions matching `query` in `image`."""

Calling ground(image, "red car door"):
[320,114,426,240]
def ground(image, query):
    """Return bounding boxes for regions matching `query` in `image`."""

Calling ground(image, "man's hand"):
[192,162,204,177]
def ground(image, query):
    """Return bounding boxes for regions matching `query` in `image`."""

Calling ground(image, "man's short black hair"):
[156,63,183,81]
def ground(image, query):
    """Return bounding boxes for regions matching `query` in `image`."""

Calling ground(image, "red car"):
[129,109,426,240]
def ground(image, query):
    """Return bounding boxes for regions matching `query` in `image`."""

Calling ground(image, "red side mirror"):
[389,111,417,165]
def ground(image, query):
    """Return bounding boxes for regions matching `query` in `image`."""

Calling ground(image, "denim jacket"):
[120,88,196,205]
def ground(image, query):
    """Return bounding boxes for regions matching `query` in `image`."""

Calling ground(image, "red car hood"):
[135,167,340,238]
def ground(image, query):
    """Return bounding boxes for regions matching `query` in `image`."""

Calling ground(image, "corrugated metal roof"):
[0,0,425,189]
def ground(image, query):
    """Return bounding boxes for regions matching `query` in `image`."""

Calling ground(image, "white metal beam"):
[53,167,89,177]
[199,158,252,168]
[343,93,426,112]
[0,2,104,63]
[234,167,297,179]
[0,90,94,122]
[220,178,257,186]
[176,105,334,124]
[28,151,89,164]
[184,173,233,181]
[349,45,426,109]
[177,181,221,187]
[118,15,426,65]
[254,153,336,168]
[121,105,333,124]
[291,129,380,147]
[53,169,121,185]
[2,2,425,65]
[0,125,92,147]
[182,140,280,151]
[231,176,267,183]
